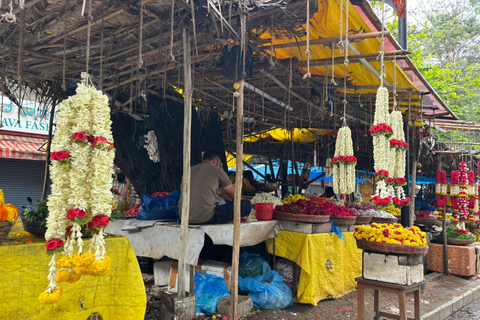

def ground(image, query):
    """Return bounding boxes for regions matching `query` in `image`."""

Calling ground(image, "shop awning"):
[0,133,47,161]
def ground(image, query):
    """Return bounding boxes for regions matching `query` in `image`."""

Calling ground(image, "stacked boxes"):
[426,244,476,276]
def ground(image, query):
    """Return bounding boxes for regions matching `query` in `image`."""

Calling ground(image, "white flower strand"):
[374,87,389,125]
[94,229,107,261]
[46,255,58,291]
[332,126,356,194]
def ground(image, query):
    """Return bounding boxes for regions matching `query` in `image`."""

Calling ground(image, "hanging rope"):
[16,4,25,123]
[0,22,5,128]
[269,14,276,67]
[337,0,344,51]
[379,0,386,87]
[303,0,311,79]
[0,0,16,23]
[393,56,397,110]
[330,43,337,86]
[61,0,68,91]
[84,0,92,78]
[169,0,175,61]
[240,0,247,79]
[342,0,349,127]
[138,1,144,69]
[99,0,105,88]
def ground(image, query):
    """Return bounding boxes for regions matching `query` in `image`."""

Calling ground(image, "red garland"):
[50,151,71,161]
[369,123,393,136]
[389,139,408,149]
[451,171,459,185]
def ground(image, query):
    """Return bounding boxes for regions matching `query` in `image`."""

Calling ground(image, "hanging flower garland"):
[468,170,476,221]
[458,162,469,223]
[40,83,115,304]
[435,171,447,210]
[332,126,357,195]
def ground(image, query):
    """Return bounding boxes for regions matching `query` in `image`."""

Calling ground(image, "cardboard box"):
[363,251,424,285]
[168,260,232,293]
[427,243,476,276]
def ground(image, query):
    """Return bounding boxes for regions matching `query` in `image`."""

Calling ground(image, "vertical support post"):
[231,79,244,320]
[438,156,449,275]
[41,103,57,200]
[398,3,407,50]
[178,28,192,298]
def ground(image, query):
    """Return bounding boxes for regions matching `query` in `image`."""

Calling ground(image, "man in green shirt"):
[185,150,252,224]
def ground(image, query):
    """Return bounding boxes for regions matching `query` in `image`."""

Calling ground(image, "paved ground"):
[447,299,480,320]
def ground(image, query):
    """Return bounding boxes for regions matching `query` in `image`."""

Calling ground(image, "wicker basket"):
[435,236,475,246]
[356,240,429,255]
[355,216,372,225]
[371,217,398,224]
[0,220,14,241]
[273,211,330,223]
[414,218,437,227]
[20,216,47,238]
[330,216,357,227]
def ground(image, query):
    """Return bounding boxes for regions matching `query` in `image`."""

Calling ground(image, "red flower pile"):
[389,139,408,150]
[369,123,393,136]
[50,151,71,161]
[456,229,469,234]
[275,200,356,217]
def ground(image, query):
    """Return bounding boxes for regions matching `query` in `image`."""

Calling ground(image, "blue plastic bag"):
[330,221,345,241]
[194,272,231,315]
[238,262,293,310]
[136,190,180,220]
[239,251,266,278]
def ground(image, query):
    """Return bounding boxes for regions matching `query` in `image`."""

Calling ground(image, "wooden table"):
[356,277,423,320]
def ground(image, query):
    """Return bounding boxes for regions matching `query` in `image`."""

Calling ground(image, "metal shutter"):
[0,158,49,209]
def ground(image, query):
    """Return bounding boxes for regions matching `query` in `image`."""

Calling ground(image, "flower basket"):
[435,219,452,227]
[435,236,475,246]
[0,220,14,241]
[371,217,398,224]
[330,216,356,227]
[21,216,47,238]
[414,218,437,227]
[355,216,372,225]
[273,211,330,223]
[356,240,429,255]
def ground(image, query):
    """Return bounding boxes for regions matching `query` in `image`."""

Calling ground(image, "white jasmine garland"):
[374,87,389,125]
[451,185,460,196]
[333,164,340,195]
[441,184,447,194]
[332,126,356,194]
[373,134,389,172]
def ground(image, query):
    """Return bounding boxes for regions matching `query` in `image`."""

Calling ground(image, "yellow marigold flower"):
[56,270,71,283]
[74,252,95,268]
[68,271,82,283]
[87,256,112,276]
[38,288,63,304]
[57,255,75,269]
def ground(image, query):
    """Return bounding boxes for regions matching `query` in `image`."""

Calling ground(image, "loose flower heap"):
[331,126,356,195]
[275,199,356,217]
[282,194,308,205]
[0,189,18,222]
[354,223,428,246]
[435,171,447,209]
[40,83,115,304]
[458,162,469,222]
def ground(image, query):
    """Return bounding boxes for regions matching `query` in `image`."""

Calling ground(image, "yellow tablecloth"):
[266,231,362,305]
[0,235,146,320]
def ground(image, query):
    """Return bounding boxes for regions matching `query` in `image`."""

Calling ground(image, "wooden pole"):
[438,157,449,275]
[41,103,56,200]
[231,79,244,320]
[177,28,192,299]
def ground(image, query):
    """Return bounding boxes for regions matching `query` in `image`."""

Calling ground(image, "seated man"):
[243,170,261,192]
[184,150,252,224]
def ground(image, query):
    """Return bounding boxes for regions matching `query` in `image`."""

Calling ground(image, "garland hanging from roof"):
[39,81,115,304]
[332,126,357,195]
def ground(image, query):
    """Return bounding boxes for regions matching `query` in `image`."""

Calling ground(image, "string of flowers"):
[332,126,356,195]
[40,83,115,304]
[468,170,476,221]
[370,87,395,208]
[435,171,447,210]
[458,162,469,225]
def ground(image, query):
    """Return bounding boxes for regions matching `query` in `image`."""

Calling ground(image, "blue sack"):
[239,251,267,278]
[136,190,180,220]
[194,272,231,315]
[238,262,293,310]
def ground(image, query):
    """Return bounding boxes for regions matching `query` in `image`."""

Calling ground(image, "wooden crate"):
[426,243,476,276]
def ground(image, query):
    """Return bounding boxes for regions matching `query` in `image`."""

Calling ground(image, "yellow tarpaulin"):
[0,235,146,320]
[266,230,362,305]
[244,128,332,143]
[226,153,254,168]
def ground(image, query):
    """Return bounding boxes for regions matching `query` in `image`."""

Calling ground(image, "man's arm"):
[223,184,235,201]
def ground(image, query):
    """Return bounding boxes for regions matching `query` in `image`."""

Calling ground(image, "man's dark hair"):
[203,150,220,161]
[325,186,335,196]
[243,170,254,179]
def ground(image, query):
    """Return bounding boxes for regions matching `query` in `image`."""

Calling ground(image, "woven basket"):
[273,211,330,223]
[356,240,429,255]
[435,236,475,246]
[371,217,398,224]
[20,216,47,238]
[355,216,372,225]
[330,216,357,227]
[435,219,452,227]
[0,220,14,241]
[414,218,437,227]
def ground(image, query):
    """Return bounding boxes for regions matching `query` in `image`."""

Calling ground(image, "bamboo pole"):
[438,157,449,275]
[231,79,244,320]
[409,127,417,225]
[177,28,192,299]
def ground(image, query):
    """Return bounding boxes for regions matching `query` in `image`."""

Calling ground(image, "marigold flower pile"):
[354,223,428,246]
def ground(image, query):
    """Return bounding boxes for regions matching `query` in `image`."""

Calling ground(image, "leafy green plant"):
[22,199,48,223]
[446,227,475,240]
